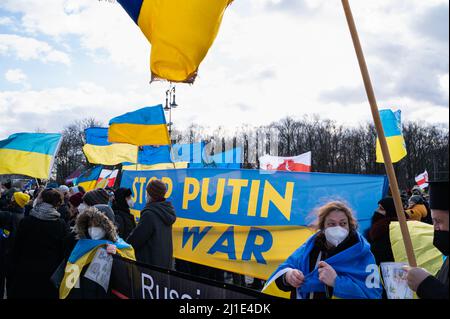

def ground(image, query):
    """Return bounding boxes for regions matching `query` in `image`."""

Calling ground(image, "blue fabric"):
[109,105,166,126]
[0,133,62,155]
[380,109,403,138]
[172,142,205,164]
[117,0,144,24]
[267,232,382,299]
[85,127,111,146]
[208,147,242,169]
[68,238,132,264]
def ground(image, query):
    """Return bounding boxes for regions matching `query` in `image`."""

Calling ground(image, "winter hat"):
[83,189,110,206]
[378,197,397,220]
[408,195,424,206]
[59,185,70,194]
[429,181,449,211]
[94,204,115,223]
[146,180,167,202]
[69,192,84,208]
[13,192,31,208]
[113,188,133,210]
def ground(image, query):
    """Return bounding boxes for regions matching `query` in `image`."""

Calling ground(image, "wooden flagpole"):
[341,0,417,266]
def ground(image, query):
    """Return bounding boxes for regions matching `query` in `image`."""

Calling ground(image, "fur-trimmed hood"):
[74,207,118,242]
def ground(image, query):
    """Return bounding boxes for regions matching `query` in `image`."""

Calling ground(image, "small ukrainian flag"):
[108,105,170,146]
[376,109,407,163]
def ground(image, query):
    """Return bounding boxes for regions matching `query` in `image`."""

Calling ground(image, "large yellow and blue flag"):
[74,165,103,192]
[83,127,138,166]
[117,0,232,83]
[376,109,407,163]
[0,133,62,179]
[108,105,170,146]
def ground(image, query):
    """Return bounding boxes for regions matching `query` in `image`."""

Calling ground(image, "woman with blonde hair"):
[264,201,382,299]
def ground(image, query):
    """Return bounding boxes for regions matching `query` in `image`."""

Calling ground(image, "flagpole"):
[341,0,417,266]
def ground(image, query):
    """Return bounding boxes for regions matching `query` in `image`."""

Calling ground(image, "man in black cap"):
[405,180,449,299]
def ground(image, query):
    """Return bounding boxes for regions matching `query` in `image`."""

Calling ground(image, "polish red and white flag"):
[259,152,312,172]
[415,170,429,189]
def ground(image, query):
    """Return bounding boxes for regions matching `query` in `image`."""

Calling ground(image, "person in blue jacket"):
[264,201,382,299]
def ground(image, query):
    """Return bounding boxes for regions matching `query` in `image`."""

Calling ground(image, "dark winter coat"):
[417,258,449,299]
[0,206,24,270]
[9,208,69,299]
[367,213,395,265]
[114,208,136,240]
[127,201,176,269]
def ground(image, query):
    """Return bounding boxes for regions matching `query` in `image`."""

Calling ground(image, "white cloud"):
[0,0,447,137]
[0,17,13,26]
[5,68,27,84]
[0,34,71,65]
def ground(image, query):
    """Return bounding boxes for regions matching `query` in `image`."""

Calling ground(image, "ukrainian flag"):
[108,105,170,146]
[117,0,232,83]
[75,166,103,192]
[59,238,135,299]
[376,110,407,163]
[83,127,138,166]
[0,133,62,179]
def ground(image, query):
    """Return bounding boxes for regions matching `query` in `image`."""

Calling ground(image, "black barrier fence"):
[110,255,275,300]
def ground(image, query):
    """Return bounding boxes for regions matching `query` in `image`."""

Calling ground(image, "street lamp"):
[165,85,178,138]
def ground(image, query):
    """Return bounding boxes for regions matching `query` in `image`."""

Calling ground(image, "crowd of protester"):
[0,177,448,299]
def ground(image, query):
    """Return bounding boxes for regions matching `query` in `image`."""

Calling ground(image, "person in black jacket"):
[112,188,136,239]
[367,197,398,265]
[0,192,30,299]
[127,179,176,269]
[8,189,69,299]
[405,180,449,299]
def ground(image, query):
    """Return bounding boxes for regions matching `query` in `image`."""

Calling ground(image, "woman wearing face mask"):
[112,188,137,239]
[264,201,382,299]
[60,206,134,299]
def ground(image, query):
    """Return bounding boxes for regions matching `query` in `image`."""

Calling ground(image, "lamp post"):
[164,85,178,140]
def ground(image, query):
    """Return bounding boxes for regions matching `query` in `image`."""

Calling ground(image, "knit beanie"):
[146,180,167,202]
[69,192,84,208]
[94,204,116,223]
[378,197,397,220]
[13,192,31,208]
[83,189,110,206]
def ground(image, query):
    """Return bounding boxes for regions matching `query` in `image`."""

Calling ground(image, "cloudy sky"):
[0,0,448,139]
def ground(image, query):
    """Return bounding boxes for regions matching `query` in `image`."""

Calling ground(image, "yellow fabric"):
[77,180,98,192]
[138,0,232,83]
[376,135,407,163]
[83,144,138,166]
[0,148,53,179]
[405,204,428,221]
[390,221,443,276]
[13,192,30,208]
[122,162,189,171]
[59,245,135,299]
[108,123,170,146]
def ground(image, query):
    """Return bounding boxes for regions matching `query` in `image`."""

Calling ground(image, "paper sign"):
[380,262,413,299]
[84,247,113,292]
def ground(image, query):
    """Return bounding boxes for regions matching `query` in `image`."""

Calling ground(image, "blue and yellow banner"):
[0,132,62,179]
[121,168,388,280]
[117,0,232,83]
[376,109,407,163]
[108,105,170,146]
[83,127,138,166]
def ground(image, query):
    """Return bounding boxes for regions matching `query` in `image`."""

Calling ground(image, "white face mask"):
[78,203,88,214]
[126,198,135,208]
[88,227,106,240]
[324,226,349,247]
